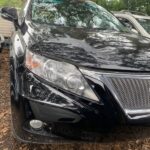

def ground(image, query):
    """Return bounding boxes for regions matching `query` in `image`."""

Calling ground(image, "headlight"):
[25,50,99,102]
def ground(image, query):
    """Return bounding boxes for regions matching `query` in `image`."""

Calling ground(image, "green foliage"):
[0,0,149,15]
[95,0,126,11]
[93,0,150,15]
[0,0,23,8]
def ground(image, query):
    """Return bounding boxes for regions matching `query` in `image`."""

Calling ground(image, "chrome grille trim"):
[80,68,150,79]
[125,109,150,115]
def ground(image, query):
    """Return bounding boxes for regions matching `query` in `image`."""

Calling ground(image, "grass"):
[0,0,23,8]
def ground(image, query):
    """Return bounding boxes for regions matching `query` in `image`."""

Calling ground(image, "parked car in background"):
[2,0,150,143]
[0,16,15,38]
[0,14,15,51]
[0,34,4,52]
[114,10,150,38]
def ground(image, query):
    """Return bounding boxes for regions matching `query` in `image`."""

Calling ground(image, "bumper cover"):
[11,70,118,143]
[11,67,150,143]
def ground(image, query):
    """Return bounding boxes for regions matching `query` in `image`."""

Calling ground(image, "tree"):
[94,0,150,15]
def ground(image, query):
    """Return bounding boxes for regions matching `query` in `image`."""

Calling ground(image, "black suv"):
[2,0,150,143]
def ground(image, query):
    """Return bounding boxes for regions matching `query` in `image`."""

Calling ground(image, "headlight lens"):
[25,50,99,101]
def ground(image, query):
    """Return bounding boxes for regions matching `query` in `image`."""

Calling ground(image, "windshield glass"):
[137,18,150,34]
[31,0,126,31]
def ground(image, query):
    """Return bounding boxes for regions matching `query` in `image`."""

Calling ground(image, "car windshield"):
[137,18,150,34]
[31,0,126,32]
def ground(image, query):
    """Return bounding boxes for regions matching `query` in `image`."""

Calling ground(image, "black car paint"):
[26,22,150,72]
[3,0,150,143]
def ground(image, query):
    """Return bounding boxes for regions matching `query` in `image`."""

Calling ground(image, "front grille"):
[107,76,150,110]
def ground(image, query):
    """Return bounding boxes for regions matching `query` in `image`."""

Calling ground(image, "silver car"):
[114,11,150,38]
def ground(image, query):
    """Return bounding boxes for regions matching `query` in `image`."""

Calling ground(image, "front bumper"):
[11,67,150,143]
[11,69,119,143]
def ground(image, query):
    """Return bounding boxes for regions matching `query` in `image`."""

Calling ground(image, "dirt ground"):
[2,49,150,150]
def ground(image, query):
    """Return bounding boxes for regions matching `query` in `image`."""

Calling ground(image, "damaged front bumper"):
[11,68,119,143]
[11,65,150,143]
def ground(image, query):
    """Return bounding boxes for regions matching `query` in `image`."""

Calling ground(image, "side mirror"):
[1,7,18,24]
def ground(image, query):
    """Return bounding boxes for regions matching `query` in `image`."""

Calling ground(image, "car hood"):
[27,23,150,72]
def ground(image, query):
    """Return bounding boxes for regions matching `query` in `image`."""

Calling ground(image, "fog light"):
[29,120,43,131]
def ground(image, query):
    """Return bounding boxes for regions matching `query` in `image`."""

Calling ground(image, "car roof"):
[113,11,150,20]
[133,14,150,20]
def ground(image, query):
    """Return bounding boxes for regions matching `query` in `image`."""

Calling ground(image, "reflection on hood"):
[26,23,150,71]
